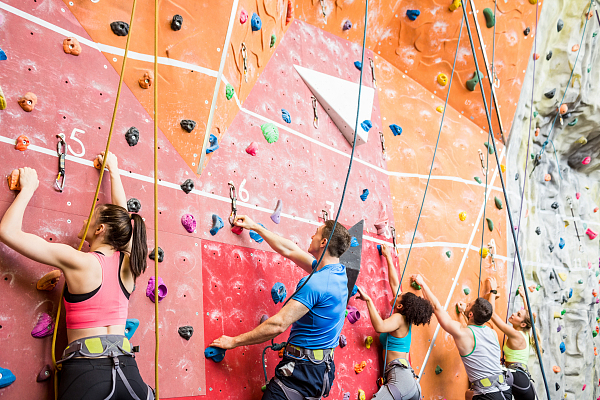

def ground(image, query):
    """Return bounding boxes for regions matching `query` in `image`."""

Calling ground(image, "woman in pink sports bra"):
[0,152,153,400]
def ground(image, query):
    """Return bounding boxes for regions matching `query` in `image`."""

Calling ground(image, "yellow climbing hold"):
[436,105,444,113]
[365,336,373,349]
[577,136,588,145]
[564,220,570,227]
[449,0,462,11]
[554,311,562,318]
[500,164,506,173]
[358,389,366,400]
[480,247,489,258]
[558,273,567,281]
[0,85,6,110]
[459,211,467,221]
[529,0,537,4]
[437,73,448,86]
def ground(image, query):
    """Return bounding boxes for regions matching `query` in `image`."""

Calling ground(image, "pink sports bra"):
[64,251,130,330]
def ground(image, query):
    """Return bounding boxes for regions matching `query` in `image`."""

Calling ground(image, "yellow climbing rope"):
[51,1,139,398]
[153,0,160,396]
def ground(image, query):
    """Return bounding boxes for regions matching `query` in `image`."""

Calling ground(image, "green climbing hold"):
[261,123,279,144]
[464,287,471,295]
[533,111,538,118]
[484,142,495,155]
[536,284,541,291]
[435,365,443,375]
[483,8,495,28]
[494,196,503,210]
[345,310,348,317]
[530,153,535,160]
[446,251,452,258]
[594,331,598,338]
[225,83,235,100]
[486,218,494,232]
[474,177,482,184]
[455,304,460,314]
[466,70,483,91]
[411,281,422,290]
[594,32,598,38]
[270,34,276,48]
[568,118,578,126]
[596,270,600,277]
[561,309,566,315]
[578,279,584,284]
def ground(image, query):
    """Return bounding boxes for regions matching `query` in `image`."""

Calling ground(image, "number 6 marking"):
[239,178,249,202]
[67,128,86,157]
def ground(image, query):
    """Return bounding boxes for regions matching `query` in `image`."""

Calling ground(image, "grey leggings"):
[371,359,421,400]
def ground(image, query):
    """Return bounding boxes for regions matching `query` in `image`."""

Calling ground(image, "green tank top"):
[502,331,529,364]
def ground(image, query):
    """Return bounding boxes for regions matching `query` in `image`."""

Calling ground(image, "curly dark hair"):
[395,292,434,326]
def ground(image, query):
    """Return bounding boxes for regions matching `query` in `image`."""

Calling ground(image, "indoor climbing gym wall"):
[2,0,594,399]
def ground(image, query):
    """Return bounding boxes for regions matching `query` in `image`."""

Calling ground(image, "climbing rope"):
[460,2,551,398]
[50,1,139,398]
[153,0,160,396]
[382,13,465,372]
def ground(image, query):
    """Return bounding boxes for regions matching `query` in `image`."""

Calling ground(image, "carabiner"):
[379,131,386,154]
[228,181,237,226]
[478,149,487,176]
[241,43,248,83]
[312,96,319,129]
[390,226,398,255]
[55,134,66,192]
[488,239,496,268]
[319,0,326,18]
[369,57,377,88]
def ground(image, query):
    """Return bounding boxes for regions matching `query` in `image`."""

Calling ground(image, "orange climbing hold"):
[354,361,366,374]
[533,53,540,60]
[15,135,30,151]
[94,158,103,170]
[139,71,154,89]
[63,37,82,56]
[572,44,580,52]
[36,270,61,291]
[553,366,561,373]
[559,104,568,114]
[7,169,20,191]
[535,128,540,137]
[544,174,551,182]
[18,92,37,112]
[528,285,536,292]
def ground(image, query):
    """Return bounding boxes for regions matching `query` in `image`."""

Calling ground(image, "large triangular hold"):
[294,65,374,146]
[340,220,364,302]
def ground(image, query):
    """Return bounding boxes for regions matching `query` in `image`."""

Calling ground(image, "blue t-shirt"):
[287,260,348,349]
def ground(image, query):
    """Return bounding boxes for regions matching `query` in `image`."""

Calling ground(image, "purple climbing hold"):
[354,61,362,70]
[361,120,373,132]
[389,124,402,136]
[343,20,352,31]
[181,214,196,233]
[271,282,287,304]
[342,392,351,400]
[31,313,54,338]
[347,306,360,324]
[146,276,168,303]
[260,314,269,324]
[557,325,562,332]
[339,334,348,348]
[271,199,282,224]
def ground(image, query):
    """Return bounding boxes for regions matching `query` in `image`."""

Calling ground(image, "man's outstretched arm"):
[234,215,314,273]
[210,299,309,349]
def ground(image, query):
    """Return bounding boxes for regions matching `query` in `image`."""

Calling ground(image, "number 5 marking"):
[67,128,86,157]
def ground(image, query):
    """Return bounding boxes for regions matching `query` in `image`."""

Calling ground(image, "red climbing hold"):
[582,156,591,165]
[139,71,153,89]
[36,364,52,382]
[240,9,248,24]
[246,142,258,156]
[559,104,568,114]
[232,226,243,235]
[286,0,293,25]
[533,53,540,60]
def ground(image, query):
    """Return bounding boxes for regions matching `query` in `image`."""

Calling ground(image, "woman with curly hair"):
[355,244,434,400]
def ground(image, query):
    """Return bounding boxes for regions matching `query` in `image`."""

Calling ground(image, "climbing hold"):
[377,245,383,256]
[93,157,103,170]
[0,85,6,110]
[138,71,153,89]
[553,311,562,319]
[146,276,167,303]
[558,273,567,281]
[231,225,243,235]
[528,285,536,292]
[354,61,362,70]
[239,9,248,24]
[281,109,291,123]
[339,334,347,348]
[0,367,15,388]
[361,120,373,132]
[568,117,579,128]
[435,365,443,375]
[446,251,452,258]
[544,174,552,182]
[411,281,422,290]
[572,44,580,52]
[484,141,494,155]
[459,211,467,221]
[483,8,495,28]
[206,134,219,154]
[36,364,51,382]
[225,83,235,100]
[557,19,564,32]
[560,342,566,353]
[557,325,562,332]
[18,92,37,112]
[406,10,420,21]
[559,104,568,115]
[595,207,599,213]
[171,14,183,31]
[358,389,366,400]
[180,179,194,194]
[180,119,197,133]
[205,346,226,363]
[354,361,367,374]
[259,314,269,325]
[343,20,352,31]
[515,173,520,181]
[484,218,494,232]
[449,0,462,11]
[544,88,556,99]
[63,37,82,56]
[586,228,598,240]
[480,247,489,258]
[463,287,471,295]
[466,71,482,91]
[31,313,54,338]
[351,285,358,297]
[126,198,142,214]
[149,247,164,262]
[436,105,444,113]
[533,53,540,60]
[270,200,282,224]
[110,21,129,36]
[523,27,530,36]
[181,214,196,233]
[261,123,279,144]
[350,237,360,247]
[271,282,287,304]
[15,135,30,151]
[494,196,503,210]
[210,214,224,236]
[559,238,565,249]
[270,34,276,48]
[246,142,258,156]
[360,189,369,201]
[36,270,61,291]
[178,326,194,340]
[535,227,541,235]
[0,47,6,61]
[124,318,139,340]
[474,177,482,184]
[437,73,448,86]
[546,50,553,60]
[365,336,373,349]
[286,0,293,25]
[551,202,559,210]
[549,244,554,253]
[249,223,265,243]
[389,124,402,136]
[125,127,139,147]
[582,156,591,165]
[347,306,360,324]
[555,383,560,390]
[535,128,540,137]
[251,13,262,31]
[583,384,587,391]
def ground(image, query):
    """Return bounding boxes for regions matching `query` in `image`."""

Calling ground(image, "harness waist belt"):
[469,373,506,391]
[285,344,334,361]
[505,361,528,372]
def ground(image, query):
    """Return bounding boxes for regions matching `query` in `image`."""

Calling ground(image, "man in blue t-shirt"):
[210,215,351,400]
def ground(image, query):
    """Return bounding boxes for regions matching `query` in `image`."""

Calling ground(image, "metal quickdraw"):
[379,131,386,155]
[241,43,248,83]
[369,57,377,88]
[390,226,398,255]
[312,96,319,129]
[229,181,244,234]
[319,0,326,18]
[478,149,487,176]
[566,196,585,253]
[488,239,497,269]
[55,134,66,192]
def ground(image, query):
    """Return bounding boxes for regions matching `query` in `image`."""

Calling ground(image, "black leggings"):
[58,356,150,400]
[510,369,536,400]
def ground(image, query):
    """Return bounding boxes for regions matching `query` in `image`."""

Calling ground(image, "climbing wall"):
[0,0,543,399]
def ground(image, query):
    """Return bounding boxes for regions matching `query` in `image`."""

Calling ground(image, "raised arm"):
[96,152,127,209]
[381,244,400,297]
[355,286,403,333]
[234,215,314,273]
[517,285,529,315]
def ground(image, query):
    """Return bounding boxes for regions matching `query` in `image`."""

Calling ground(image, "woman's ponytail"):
[129,213,147,279]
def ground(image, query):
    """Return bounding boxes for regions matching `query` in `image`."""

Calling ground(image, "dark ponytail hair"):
[95,204,148,279]
[395,292,434,326]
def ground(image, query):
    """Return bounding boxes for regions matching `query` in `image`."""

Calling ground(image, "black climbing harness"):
[504,363,538,399]
[228,181,237,226]
[55,134,66,192]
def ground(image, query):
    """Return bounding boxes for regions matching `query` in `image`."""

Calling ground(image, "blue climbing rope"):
[382,13,466,372]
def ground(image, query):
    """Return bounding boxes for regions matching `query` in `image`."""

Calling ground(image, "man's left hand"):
[210,335,237,350]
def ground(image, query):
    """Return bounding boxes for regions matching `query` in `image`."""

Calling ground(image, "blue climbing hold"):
[210,214,224,236]
[249,223,265,243]
[206,134,219,154]
[559,342,566,353]
[0,48,6,61]
[351,285,358,297]
[0,367,15,388]
[350,237,359,247]
[406,10,420,21]
[361,120,373,132]
[568,288,573,298]
[251,13,262,31]
[124,319,139,340]
[377,244,382,255]
[271,282,287,304]
[559,238,565,249]
[281,109,291,123]
[205,346,226,363]
[389,124,402,136]
[360,189,369,201]
[354,61,362,70]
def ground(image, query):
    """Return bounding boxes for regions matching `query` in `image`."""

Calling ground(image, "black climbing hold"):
[546,50,553,60]
[171,15,183,31]
[180,179,194,194]
[180,119,196,133]
[549,244,554,253]
[544,89,556,99]
[178,326,194,340]
[515,173,520,181]
[524,27,530,36]
[557,19,564,32]
[149,247,164,263]
[551,202,559,210]
[127,198,142,213]
[125,127,139,146]
[535,227,541,235]
[556,383,560,391]
[110,21,130,36]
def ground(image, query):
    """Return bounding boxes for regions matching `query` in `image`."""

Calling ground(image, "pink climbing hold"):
[31,313,54,338]
[374,202,389,236]
[240,9,248,24]
[246,142,258,156]
[582,384,586,391]
[347,306,360,324]
[576,193,581,200]
[146,276,168,303]
[181,214,196,233]
[586,228,598,240]
[582,156,591,165]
